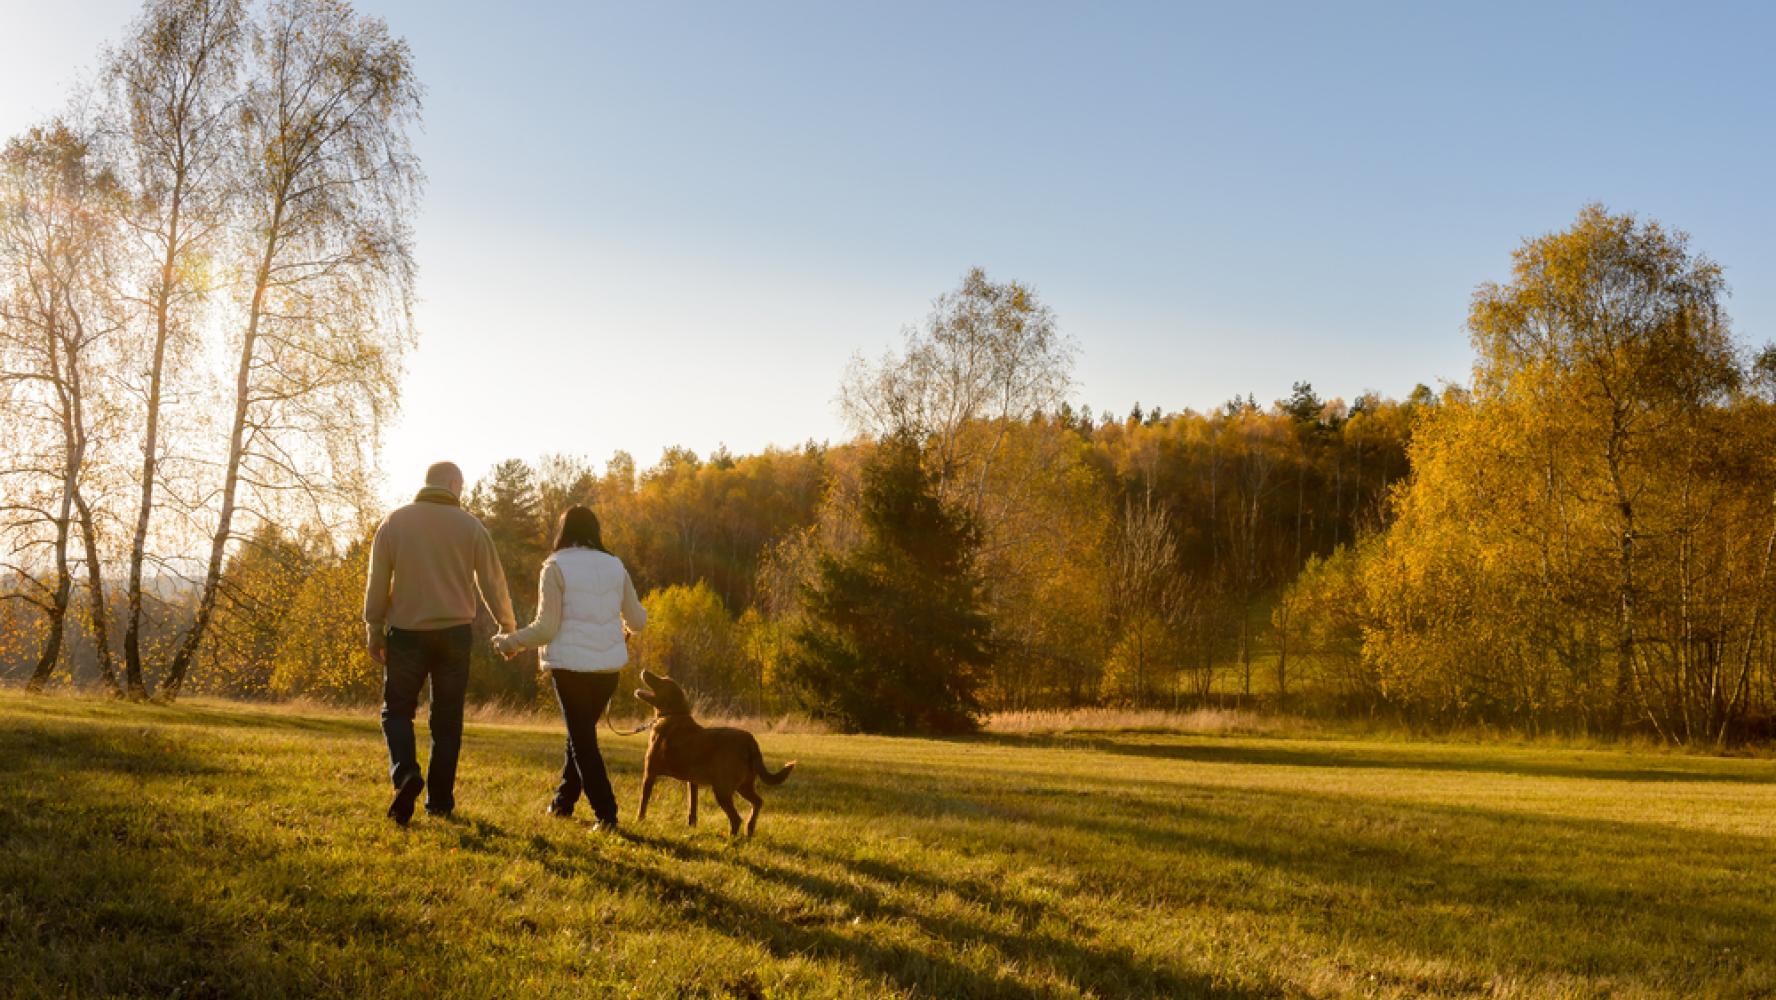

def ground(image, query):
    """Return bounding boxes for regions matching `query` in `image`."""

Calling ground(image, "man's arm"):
[362,519,393,663]
[475,526,517,632]
[499,561,563,653]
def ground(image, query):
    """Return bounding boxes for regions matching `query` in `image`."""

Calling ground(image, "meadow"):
[2,688,1773,999]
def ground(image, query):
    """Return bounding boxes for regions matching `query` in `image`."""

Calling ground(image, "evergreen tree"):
[470,459,547,606]
[786,431,992,733]
[466,459,547,703]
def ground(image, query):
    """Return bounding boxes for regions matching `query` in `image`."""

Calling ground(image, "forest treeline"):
[7,3,1776,743]
[153,370,1419,724]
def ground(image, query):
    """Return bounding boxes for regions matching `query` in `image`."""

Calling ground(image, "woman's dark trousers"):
[549,668,621,823]
[381,624,472,815]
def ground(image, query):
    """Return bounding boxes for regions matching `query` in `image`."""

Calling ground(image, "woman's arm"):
[620,566,647,633]
[500,560,564,651]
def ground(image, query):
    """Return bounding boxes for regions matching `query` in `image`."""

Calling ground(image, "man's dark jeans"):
[549,668,621,823]
[381,624,471,814]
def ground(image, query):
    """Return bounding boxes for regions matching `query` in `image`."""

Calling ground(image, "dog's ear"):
[634,688,656,705]
[641,668,663,686]
[656,676,689,711]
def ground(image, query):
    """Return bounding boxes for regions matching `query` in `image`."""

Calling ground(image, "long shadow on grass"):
[2,690,563,748]
[801,759,1776,991]
[1064,787,1775,987]
[0,717,434,998]
[973,732,1776,784]
[0,719,227,778]
[0,693,381,740]
[464,827,1100,997]
[556,829,1278,1000]
[431,814,1274,999]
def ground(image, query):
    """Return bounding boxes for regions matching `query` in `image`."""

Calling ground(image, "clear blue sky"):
[6,1,1772,498]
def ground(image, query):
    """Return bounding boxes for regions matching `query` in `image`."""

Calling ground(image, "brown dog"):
[634,669,795,836]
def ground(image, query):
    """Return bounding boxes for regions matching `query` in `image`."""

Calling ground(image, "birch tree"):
[840,267,1075,520]
[159,0,420,698]
[1105,489,1184,705]
[0,123,128,694]
[107,0,244,699]
[1468,205,1737,728]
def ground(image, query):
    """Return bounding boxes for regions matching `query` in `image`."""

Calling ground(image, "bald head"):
[425,461,464,496]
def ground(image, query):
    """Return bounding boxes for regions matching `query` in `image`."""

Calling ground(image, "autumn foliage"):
[5,5,1774,745]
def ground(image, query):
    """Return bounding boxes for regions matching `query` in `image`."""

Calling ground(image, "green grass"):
[2,689,1774,998]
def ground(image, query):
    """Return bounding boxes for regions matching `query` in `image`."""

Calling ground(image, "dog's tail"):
[752,743,796,786]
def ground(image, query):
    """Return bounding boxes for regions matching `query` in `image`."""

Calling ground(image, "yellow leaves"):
[1344,201,1773,730]
[266,536,375,702]
[634,582,748,706]
[737,607,793,694]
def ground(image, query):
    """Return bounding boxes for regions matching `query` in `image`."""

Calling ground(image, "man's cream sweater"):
[363,492,517,633]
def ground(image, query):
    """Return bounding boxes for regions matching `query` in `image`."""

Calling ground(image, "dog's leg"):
[638,773,657,822]
[713,786,743,837]
[739,780,762,836]
[686,783,698,827]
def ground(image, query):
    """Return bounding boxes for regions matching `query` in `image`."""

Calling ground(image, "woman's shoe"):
[591,818,619,834]
[544,803,573,819]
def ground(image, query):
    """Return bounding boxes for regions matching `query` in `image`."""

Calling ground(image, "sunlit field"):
[3,688,1773,999]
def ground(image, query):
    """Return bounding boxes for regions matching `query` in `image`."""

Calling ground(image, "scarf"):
[414,485,460,506]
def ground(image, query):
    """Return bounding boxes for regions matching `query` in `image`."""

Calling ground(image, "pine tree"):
[466,459,546,703]
[786,431,992,733]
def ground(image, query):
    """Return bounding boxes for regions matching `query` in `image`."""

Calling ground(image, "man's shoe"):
[591,818,619,834]
[425,807,454,820]
[545,803,573,819]
[388,773,424,826]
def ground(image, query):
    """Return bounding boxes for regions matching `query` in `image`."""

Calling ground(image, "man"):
[363,461,516,825]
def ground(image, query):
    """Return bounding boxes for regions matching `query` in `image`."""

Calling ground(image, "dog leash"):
[605,710,654,737]
[603,635,655,737]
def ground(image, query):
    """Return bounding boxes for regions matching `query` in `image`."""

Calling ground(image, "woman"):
[493,506,646,831]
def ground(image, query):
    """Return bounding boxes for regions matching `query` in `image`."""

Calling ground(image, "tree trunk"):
[27,509,73,692]
[159,196,283,700]
[74,490,122,695]
[1274,599,1290,708]
[1239,598,1252,698]
[1294,457,1305,567]
[124,189,183,700]
[1677,520,1694,743]
[29,318,78,692]
[1720,492,1776,745]
[1614,516,1637,731]
[60,310,121,696]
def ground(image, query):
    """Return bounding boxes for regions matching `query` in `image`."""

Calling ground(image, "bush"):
[269,539,380,703]
[635,582,747,709]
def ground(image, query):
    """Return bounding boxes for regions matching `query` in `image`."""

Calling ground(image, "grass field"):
[2,689,1774,998]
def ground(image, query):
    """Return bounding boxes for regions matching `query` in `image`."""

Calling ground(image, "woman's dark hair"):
[552,505,608,553]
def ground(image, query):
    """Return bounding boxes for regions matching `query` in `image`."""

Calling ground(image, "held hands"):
[490,632,521,661]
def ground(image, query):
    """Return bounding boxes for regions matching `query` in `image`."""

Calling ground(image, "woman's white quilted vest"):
[539,548,633,672]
